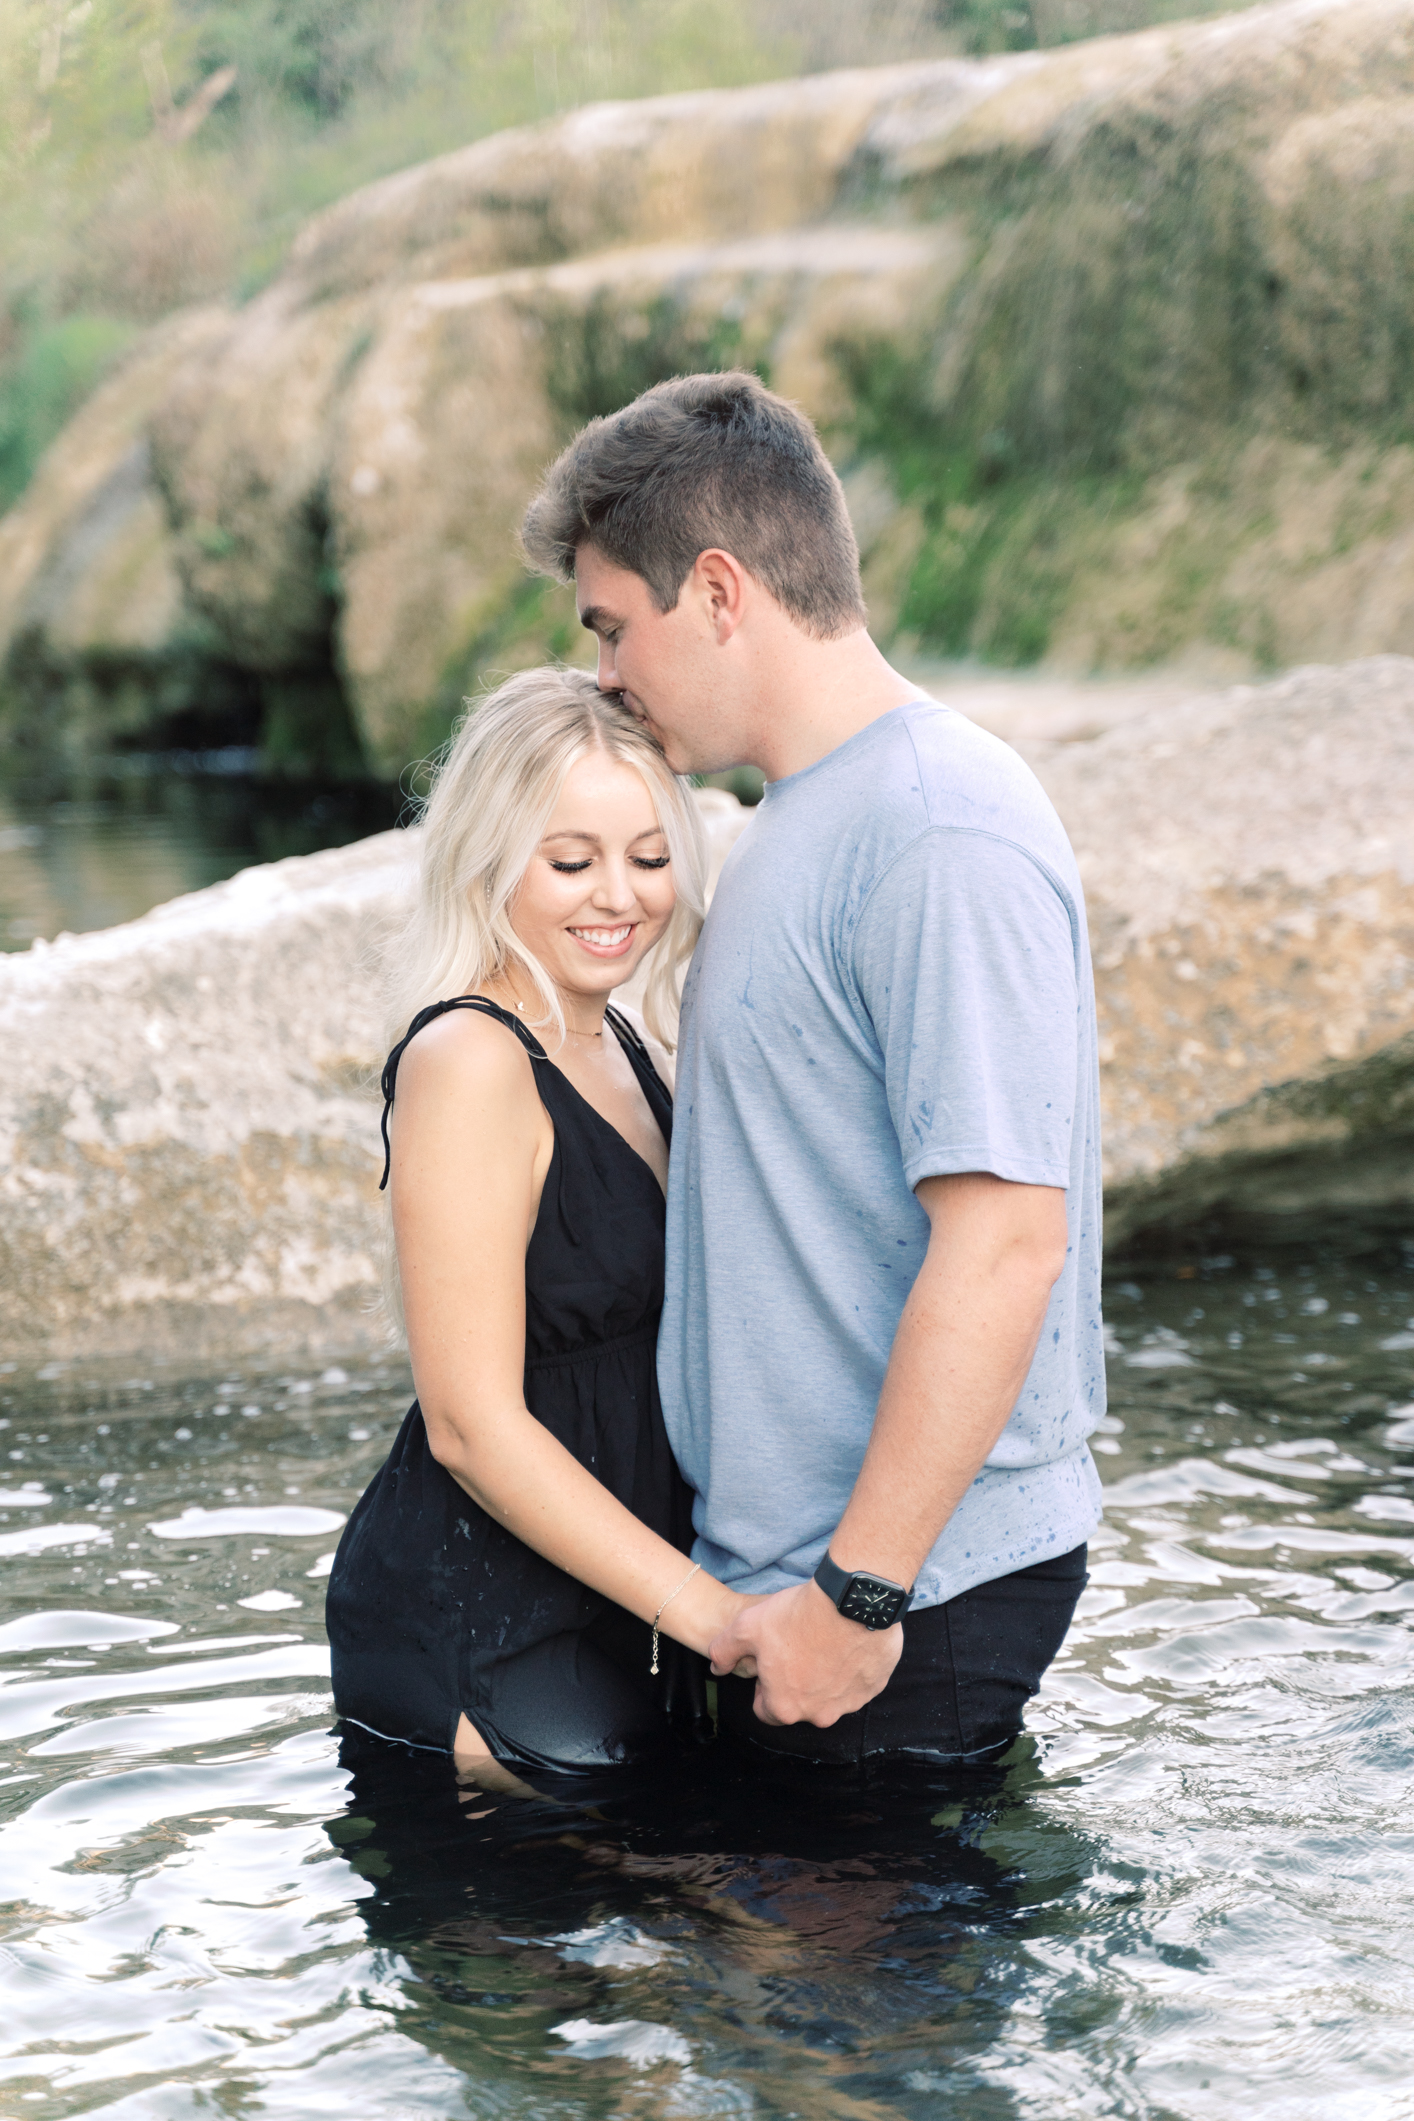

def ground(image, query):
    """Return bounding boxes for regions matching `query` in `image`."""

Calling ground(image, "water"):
[0,759,401,950]
[2,1251,1413,2118]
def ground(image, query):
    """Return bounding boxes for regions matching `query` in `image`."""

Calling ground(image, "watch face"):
[838,1575,909,1629]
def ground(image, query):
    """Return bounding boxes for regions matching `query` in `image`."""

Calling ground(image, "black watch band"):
[813,1549,913,1630]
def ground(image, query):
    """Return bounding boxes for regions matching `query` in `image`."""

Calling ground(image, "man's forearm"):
[828,1173,1068,1588]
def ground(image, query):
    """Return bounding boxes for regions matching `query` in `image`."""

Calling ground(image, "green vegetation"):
[1,0,1307,779]
[0,0,1269,519]
[545,292,756,431]
[416,575,587,770]
[0,0,803,515]
[813,20,1414,672]
[831,338,1100,665]
[0,313,138,509]
[259,666,368,777]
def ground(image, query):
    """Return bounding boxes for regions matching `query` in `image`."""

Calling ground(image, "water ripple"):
[0,1258,1411,2117]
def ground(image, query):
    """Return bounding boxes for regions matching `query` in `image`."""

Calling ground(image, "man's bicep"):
[852,831,1079,1192]
[915,1171,1070,1258]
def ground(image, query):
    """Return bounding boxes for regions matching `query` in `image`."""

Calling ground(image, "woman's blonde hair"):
[385,665,707,1052]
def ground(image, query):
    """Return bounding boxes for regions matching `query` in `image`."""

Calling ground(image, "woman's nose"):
[591,862,635,912]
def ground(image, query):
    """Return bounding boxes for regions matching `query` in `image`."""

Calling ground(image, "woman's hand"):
[674,1579,761,1672]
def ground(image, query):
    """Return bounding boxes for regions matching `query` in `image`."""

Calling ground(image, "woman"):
[326,666,749,1777]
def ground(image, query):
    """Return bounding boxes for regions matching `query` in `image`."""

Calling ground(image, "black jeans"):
[717,1543,1088,1766]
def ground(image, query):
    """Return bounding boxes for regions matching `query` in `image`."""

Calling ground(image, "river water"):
[0,760,400,951]
[2,1249,1413,2119]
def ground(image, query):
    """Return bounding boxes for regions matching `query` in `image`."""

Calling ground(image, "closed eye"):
[547,853,668,873]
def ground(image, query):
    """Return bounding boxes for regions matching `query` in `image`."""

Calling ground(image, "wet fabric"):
[717,1544,1089,1766]
[326,998,707,1769]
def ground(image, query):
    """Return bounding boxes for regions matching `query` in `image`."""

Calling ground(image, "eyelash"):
[548,856,670,873]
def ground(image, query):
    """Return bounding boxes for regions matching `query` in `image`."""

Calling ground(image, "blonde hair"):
[385,665,707,1052]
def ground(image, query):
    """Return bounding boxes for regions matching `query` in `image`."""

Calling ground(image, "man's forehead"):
[574,545,647,619]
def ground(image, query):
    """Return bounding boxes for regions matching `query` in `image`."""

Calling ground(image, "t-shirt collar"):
[759,699,934,802]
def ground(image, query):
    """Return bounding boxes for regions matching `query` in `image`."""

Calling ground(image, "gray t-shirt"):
[658,701,1105,1607]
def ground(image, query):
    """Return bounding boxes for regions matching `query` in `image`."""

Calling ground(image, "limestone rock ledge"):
[0,790,748,1363]
[15,0,1414,771]
[1035,655,1414,1249]
[0,832,409,1365]
[2,664,1410,1365]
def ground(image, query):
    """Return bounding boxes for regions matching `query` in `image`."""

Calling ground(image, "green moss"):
[192,522,238,559]
[897,473,1141,664]
[260,666,368,776]
[544,292,758,432]
[939,0,1039,53]
[399,575,592,765]
[899,67,1414,489]
[0,315,138,512]
[838,337,1146,664]
[701,766,766,805]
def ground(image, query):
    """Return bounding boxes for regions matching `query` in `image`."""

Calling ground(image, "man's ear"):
[691,549,750,642]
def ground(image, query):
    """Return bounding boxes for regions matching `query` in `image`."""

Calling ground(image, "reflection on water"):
[1,1252,1412,2116]
[0,757,402,950]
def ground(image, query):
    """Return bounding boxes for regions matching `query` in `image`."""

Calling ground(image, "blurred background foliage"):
[1,0,1260,515]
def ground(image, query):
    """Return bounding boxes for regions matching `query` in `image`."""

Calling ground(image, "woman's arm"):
[389,1010,741,1654]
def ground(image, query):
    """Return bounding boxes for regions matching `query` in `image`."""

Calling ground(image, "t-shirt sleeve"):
[850,827,1079,1191]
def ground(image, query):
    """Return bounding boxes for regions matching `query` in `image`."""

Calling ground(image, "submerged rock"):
[1,665,1409,1363]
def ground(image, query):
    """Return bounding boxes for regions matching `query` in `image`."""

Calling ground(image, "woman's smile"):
[508,751,677,1004]
[567,921,638,957]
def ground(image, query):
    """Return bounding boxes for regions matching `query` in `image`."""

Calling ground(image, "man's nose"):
[596,638,618,692]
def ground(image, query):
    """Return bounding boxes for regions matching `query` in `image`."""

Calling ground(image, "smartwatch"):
[813,1549,912,1630]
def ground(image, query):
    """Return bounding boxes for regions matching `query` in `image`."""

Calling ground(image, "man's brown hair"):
[519,370,867,639]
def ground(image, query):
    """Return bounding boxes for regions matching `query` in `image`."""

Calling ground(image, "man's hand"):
[707,1579,902,1727]
[708,1175,1064,1734]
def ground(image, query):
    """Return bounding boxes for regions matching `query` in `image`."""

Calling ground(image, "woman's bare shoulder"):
[393,1002,540,1109]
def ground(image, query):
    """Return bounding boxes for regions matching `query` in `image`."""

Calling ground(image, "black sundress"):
[326,997,707,1771]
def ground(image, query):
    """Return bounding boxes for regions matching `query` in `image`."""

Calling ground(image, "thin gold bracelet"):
[650,1561,701,1674]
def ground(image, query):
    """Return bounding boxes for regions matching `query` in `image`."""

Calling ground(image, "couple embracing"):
[326,372,1106,1782]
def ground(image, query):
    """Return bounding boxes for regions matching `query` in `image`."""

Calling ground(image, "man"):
[520,371,1104,1766]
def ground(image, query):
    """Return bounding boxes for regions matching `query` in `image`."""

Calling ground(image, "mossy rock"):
[10,3,1414,777]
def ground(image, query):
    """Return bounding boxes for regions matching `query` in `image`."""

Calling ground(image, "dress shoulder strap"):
[603,1002,652,1066]
[378,996,546,1192]
[604,1003,672,1143]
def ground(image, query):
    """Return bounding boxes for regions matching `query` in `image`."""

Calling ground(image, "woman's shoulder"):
[392,999,541,1104]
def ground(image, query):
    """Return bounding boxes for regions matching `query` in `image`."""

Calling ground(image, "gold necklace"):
[508,993,603,1042]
